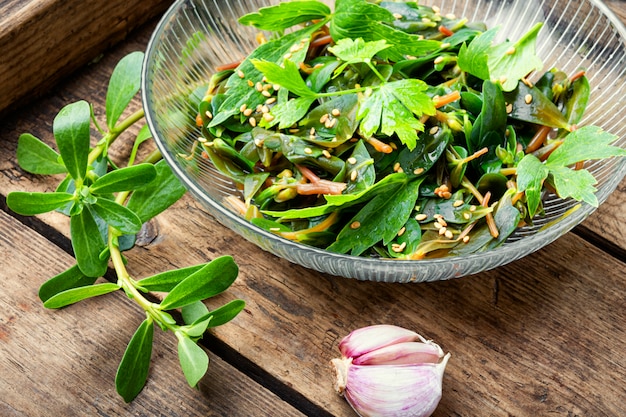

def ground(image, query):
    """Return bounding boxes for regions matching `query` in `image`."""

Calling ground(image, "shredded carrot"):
[295,164,320,183]
[366,137,393,154]
[310,34,332,48]
[296,180,346,195]
[433,90,461,108]
[482,191,499,238]
[526,125,551,153]
[569,69,586,82]
[438,25,454,37]
[575,161,585,170]
[215,60,242,71]
[195,113,204,127]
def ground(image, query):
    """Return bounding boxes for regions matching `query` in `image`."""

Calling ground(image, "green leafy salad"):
[190,0,626,260]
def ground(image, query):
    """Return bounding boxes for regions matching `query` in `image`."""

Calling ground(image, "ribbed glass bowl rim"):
[141,0,626,281]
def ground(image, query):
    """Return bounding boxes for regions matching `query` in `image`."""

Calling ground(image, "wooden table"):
[1,2,625,416]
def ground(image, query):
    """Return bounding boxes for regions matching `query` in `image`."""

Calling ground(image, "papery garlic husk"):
[332,325,450,417]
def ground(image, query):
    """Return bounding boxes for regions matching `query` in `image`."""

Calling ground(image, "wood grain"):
[0,209,306,417]
[0,0,170,117]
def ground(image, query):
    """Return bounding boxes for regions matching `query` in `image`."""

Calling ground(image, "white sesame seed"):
[237,70,245,78]
[350,221,360,229]
[322,150,331,158]
[415,213,428,221]
[525,94,533,104]
[350,170,358,181]
[505,46,516,55]
[453,199,464,207]
[398,227,406,237]
[304,147,313,154]
[444,230,454,239]
[347,157,357,164]
[331,108,341,117]
[263,113,274,122]
[249,117,257,127]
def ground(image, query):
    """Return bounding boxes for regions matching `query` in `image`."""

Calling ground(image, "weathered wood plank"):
[0,209,306,417]
[0,0,171,116]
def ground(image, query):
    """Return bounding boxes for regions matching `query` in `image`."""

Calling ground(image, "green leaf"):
[91,197,143,234]
[327,176,423,255]
[16,133,67,175]
[516,154,549,218]
[204,299,246,328]
[458,26,498,81]
[53,100,91,181]
[239,0,331,31]
[328,38,390,72]
[71,207,108,277]
[266,96,317,129]
[160,256,239,310]
[330,0,441,59]
[116,318,154,403]
[43,282,120,309]
[177,334,209,387]
[181,301,210,325]
[105,51,144,130]
[38,264,98,303]
[546,126,626,167]
[252,58,317,98]
[503,81,570,129]
[89,163,157,194]
[549,166,599,207]
[138,264,205,293]
[358,79,434,150]
[125,160,187,223]
[6,191,74,215]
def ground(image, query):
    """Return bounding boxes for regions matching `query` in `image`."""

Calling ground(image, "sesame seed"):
[255,82,264,92]
[197,136,208,143]
[284,52,292,60]
[463,212,471,220]
[433,222,442,230]
[506,103,513,114]
[505,46,516,55]
[429,126,440,135]
[205,110,213,119]
[331,108,341,117]
[273,84,281,91]
[390,142,398,150]
[270,227,281,232]
[393,13,403,19]
[261,105,269,113]
[392,241,407,252]
[413,168,424,175]
[437,218,447,227]
[524,94,533,104]
[237,70,245,78]
[441,42,451,49]
[248,117,257,127]
[347,157,357,164]
[469,205,477,212]
[262,90,272,97]
[393,162,401,172]
[263,113,274,122]
[350,221,361,229]
[239,104,247,112]
[438,226,447,235]
[310,127,316,135]
[350,170,358,181]
[444,230,454,239]
[322,150,331,158]
[432,5,440,13]
[453,199,464,207]
[325,118,337,128]
[398,227,406,237]
[445,13,456,19]
[434,56,445,65]
[422,17,431,23]
[247,79,254,87]
[320,113,329,124]
[442,191,452,199]
[304,147,313,154]
[243,108,253,117]
[463,235,470,243]
[415,213,428,221]
[265,97,277,104]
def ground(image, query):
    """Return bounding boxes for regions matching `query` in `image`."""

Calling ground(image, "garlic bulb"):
[331,325,450,417]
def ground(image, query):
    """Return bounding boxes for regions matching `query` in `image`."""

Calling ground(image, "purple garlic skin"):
[332,325,450,417]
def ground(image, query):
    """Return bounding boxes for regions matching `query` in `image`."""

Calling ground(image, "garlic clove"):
[339,324,422,359]
[352,341,444,366]
[333,354,451,417]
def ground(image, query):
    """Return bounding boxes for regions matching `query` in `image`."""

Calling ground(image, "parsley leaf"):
[517,126,626,216]
[252,59,316,98]
[238,0,331,32]
[459,23,544,91]
[358,79,435,150]
[328,38,390,73]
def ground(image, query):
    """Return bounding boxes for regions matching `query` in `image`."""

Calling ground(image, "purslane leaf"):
[160,256,239,310]
[238,0,331,31]
[202,299,246,328]
[116,318,154,403]
[177,334,209,387]
[38,264,98,303]
[89,163,157,194]
[91,197,143,234]
[71,207,109,277]
[106,51,144,130]
[53,100,91,181]
[138,264,205,293]
[6,191,74,215]
[125,159,187,223]
[43,282,120,309]
[16,133,67,175]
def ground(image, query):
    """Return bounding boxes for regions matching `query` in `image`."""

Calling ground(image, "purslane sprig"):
[6,52,244,402]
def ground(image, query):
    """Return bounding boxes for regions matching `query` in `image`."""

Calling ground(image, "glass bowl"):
[142,0,626,282]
